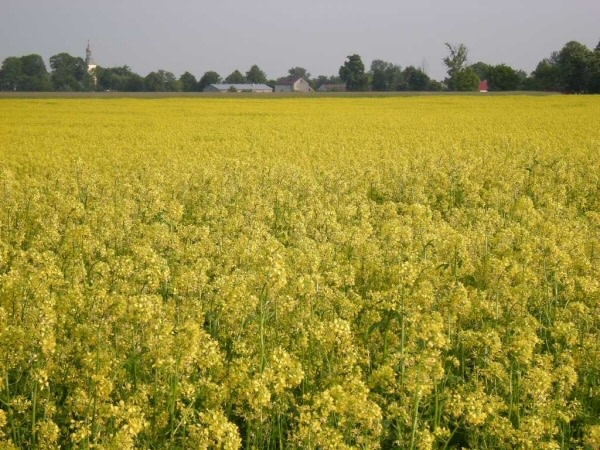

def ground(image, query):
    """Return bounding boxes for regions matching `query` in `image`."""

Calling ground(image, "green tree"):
[453,67,480,91]
[427,79,444,91]
[370,70,387,91]
[95,66,112,90]
[124,73,144,91]
[314,75,330,89]
[179,71,198,92]
[144,70,180,92]
[589,41,600,93]
[19,54,51,91]
[144,71,164,91]
[246,65,267,84]
[443,43,470,91]
[164,70,181,91]
[339,54,369,91]
[199,71,222,90]
[370,60,402,91]
[313,74,342,89]
[96,66,140,91]
[288,67,311,80]
[557,41,593,93]
[50,52,88,91]
[370,60,388,91]
[403,66,431,91]
[224,70,246,84]
[469,61,491,81]
[488,64,522,91]
[530,54,561,91]
[0,57,23,91]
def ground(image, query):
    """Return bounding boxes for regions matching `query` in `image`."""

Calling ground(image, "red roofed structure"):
[479,80,489,92]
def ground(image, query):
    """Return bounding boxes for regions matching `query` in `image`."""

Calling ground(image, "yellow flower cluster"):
[0,95,599,448]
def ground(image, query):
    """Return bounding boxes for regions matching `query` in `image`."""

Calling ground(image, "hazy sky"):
[1,0,598,81]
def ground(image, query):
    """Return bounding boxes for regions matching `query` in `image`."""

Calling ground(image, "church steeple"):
[85,41,97,88]
[85,40,95,67]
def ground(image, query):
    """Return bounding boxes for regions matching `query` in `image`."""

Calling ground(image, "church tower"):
[85,41,97,88]
[85,40,97,72]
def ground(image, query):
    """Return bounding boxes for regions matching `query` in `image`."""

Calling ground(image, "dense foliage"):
[0,96,599,449]
[1,39,599,92]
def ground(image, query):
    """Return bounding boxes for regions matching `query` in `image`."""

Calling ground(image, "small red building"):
[479,80,489,92]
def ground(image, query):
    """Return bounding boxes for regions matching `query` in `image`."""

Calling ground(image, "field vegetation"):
[0,96,599,449]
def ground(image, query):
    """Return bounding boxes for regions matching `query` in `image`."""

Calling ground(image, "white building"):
[274,77,312,93]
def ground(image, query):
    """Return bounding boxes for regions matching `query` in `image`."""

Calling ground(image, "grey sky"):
[1,0,598,81]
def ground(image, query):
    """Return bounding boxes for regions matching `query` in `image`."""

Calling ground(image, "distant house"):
[204,83,273,93]
[274,77,312,93]
[317,84,347,92]
[479,80,489,92]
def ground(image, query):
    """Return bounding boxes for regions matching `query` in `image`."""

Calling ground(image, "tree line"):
[1,40,599,93]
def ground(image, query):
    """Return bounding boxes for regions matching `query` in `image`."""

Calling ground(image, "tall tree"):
[339,54,369,91]
[179,71,198,92]
[144,71,165,91]
[246,65,267,84]
[371,60,387,91]
[124,73,144,92]
[589,41,600,93]
[96,65,141,91]
[19,54,51,91]
[443,43,470,91]
[96,66,114,91]
[50,53,88,91]
[403,66,431,91]
[144,70,180,92]
[427,79,444,91]
[469,61,491,81]
[530,55,561,91]
[163,70,181,91]
[453,67,480,91]
[287,67,311,80]
[0,57,23,91]
[313,75,342,89]
[370,60,402,91]
[488,64,522,91]
[224,70,246,84]
[199,71,222,90]
[557,41,593,93]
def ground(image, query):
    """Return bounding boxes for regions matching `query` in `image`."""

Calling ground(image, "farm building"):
[479,80,489,92]
[204,84,273,93]
[317,84,347,92]
[274,77,312,93]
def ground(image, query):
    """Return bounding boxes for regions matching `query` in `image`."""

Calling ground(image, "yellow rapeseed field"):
[0,95,599,449]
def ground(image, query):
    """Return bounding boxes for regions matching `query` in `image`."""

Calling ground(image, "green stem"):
[5,371,19,447]
[259,287,268,373]
[382,328,388,363]
[441,425,459,450]
[31,379,37,449]
[399,291,405,389]
[409,389,421,450]
[434,384,439,429]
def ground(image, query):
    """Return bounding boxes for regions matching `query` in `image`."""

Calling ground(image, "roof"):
[209,83,272,91]
[275,77,304,86]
